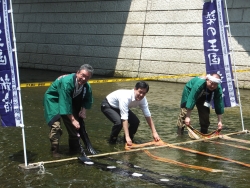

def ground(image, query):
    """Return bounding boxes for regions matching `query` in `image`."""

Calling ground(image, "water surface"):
[0,69,250,187]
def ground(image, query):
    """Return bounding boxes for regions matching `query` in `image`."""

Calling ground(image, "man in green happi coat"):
[177,73,224,135]
[44,64,94,157]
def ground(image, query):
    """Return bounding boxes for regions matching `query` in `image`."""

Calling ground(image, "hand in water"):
[126,136,132,146]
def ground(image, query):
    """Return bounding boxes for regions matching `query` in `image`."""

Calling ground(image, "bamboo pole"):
[219,135,250,144]
[209,141,250,151]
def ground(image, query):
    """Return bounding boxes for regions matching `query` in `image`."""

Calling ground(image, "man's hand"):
[218,121,223,130]
[153,132,160,141]
[67,114,80,129]
[217,114,223,130]
[185,117,191,126]
[79,108,86,119]
[72,119,80,130]
[125,136,133,146]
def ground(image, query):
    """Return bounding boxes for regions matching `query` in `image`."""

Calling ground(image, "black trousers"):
[101,98,140,139]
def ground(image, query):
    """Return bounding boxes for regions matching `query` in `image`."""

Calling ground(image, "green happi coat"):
[180,76,224,115]
[43,73,93,126]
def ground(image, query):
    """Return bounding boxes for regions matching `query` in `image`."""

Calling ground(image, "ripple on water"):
[0,79,250,188]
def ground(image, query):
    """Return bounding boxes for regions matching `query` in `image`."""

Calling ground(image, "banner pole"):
[223,0,245,131]
[9,0,28,167]
[20,125,28,166]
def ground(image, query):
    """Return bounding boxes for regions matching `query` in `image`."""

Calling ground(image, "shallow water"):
[0,69,250,188]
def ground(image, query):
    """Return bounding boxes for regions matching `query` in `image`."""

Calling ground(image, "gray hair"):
[79,64,94,76]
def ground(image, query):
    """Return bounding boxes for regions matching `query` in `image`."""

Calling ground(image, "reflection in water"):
[0,75,249,187]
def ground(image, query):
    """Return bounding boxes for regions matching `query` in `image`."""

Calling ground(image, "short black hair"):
[135,81,149,93]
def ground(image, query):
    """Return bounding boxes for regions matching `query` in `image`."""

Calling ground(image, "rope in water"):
[143,150,223,172]
[127,137,250,169]
[168,143,250,168]
[23,130,248,168]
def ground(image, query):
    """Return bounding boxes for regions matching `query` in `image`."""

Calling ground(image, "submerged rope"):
[169,143,250,168]
[126,138,250,169]
[37,162,45,174]
[144,150,223,172]
[22,130,248,168]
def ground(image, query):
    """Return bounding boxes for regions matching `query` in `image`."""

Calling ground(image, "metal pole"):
[9,0,28,167]
[223,0,245,131]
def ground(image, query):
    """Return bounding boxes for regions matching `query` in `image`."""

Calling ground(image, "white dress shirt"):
[106,89,151,120]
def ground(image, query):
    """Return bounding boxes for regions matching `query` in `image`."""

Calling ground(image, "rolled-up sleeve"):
[119,99,130,120]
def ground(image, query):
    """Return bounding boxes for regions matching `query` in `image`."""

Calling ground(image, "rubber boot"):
[177,127,184,135]
[200,127,208,134]
[51,144,61,158]
[68,138,80,153]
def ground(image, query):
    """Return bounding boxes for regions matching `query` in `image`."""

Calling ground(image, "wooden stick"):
[219,135,250,144]
[209,140,250,151]
[25,130,248,166]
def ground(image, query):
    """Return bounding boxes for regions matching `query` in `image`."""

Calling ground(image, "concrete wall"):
[12,0,250,88]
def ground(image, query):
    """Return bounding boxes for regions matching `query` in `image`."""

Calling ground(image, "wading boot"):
[200,127,208,134]
[68,138,80,154]
[177,127,184,135]
[51,144,61,158]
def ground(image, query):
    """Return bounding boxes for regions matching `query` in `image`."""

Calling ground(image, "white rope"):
[37,162,45,174]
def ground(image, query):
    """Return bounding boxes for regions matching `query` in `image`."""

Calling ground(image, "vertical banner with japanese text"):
[202,0,237,108]
[0,0,21,126]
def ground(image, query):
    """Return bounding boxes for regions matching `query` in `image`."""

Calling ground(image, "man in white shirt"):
[101,81,160,146]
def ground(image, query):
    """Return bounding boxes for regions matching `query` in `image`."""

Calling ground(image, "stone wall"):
[12,0,250,88]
